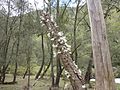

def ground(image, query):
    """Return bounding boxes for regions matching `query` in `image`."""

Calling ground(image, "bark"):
[86,0,116,90]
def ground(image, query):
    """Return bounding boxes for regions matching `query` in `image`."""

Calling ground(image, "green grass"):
[0,74,120,90]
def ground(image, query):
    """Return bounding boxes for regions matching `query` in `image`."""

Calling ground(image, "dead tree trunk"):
[86,0,116,90]
[40,12,85,90]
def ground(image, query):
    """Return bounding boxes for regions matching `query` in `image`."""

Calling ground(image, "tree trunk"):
[41,10,85,89]
[35,33,45,80]
[23,67,28,79]
[73,0,80,64]
[86,0,116,90]
[55,55,62,87]
[84,52,93,88]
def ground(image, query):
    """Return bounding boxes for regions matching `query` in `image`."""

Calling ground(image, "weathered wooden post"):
[86,0,116,90]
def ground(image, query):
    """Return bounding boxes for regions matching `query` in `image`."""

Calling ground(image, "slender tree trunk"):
[35,33,45,80]
[1,0,11,84]
[86,0,116,90]
[23,67,28,79]
[50,42,55,86]
[27,55,31,90]
[53,0,62,88]
[13,37,20,83]
[40,60,51,79]
[0,67,1,83]
[55,55,62,87]
[73,0,80,64]
[84,52,93,88]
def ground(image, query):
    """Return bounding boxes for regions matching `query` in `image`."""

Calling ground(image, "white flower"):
[60,36,66,41]
[65,43,71,48]
[64,70,70,78]
[61,46,66,51]
[67,74,70,78]
[40,16,45,20]
[51,15,54,21]
[41,23,45,27]
[78,69,82,75]
[65,70,69,75]
[73,61,78,68]
[82,85,86,88]
[47,33,50,37]
[59,40,64,44]
[58,32,63,36]
[57,51,61,54]
[64,49,68,52]
[51,31,54,34]
[51,38,54,41]
[48,27,52,30]
[52,44,58,48]
[46,19,49,22]
[67,47,71,51]
[53,51,57,57]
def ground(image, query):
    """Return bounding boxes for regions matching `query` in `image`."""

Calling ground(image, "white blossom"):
[59,40,64,44]
[67,74,70,78]
[40,21,43,24]
[51,15,54,21]
[40,16,44,20]
[51,38,54,41]
[65,70,70,78]
[41,23,45,27]
[47,33,50,37]
[65,70,69,75]
[54,23,58,28]
[58,32,63,36]
[64,49,68,52]
[65,43,71,48]
[82,85,86,88]
[78,69,82,75]
[73,61,78,68]
[46,19,49,22]
[48,27,51,30]
[51,31,54,34]
[57,51,61,54]
[67,47,71,51]
[61,46,67,51]
[60,36,66,41]
[52,44,58,48]
[53,51,57,57]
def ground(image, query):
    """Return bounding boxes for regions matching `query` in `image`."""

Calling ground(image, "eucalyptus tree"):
[87,0,116,89]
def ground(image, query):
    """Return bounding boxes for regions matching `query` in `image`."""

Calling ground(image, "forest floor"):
[0,74,120,90]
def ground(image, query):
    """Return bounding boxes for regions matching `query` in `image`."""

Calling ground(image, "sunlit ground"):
[0,74,120,90]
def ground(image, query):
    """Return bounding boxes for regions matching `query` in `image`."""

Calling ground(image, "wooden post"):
[86,0,116,90]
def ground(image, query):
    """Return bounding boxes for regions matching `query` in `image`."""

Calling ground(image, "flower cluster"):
[65,70,70,78]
